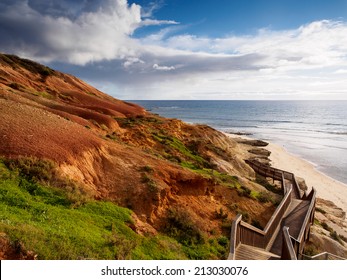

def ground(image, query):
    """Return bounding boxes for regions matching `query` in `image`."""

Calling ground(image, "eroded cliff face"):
[0,54,275,242]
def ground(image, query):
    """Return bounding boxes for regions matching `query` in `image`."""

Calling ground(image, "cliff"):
[0,54,291,259]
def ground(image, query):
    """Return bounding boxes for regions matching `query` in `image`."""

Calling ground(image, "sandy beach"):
[267,142,347,217]
[227,133,347,218]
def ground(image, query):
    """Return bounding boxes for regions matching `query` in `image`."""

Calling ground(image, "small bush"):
[107,233,137,260]
[237,210,250,223]
[4,157,55,183]
[316,207,326,214]
[256,174,282,194]
[321,222,333,232]
[256,191,273,203]
[303,244,319,257]
[217,236,229,246]
[237,186,252,198]
[330,231,343,245]
[141,173,158,193]
[9,82,22,90]
[228,203,239,211]
[214,208,228,220]
[100,124,108,131]
[140,165,154,173]
[165,208,205,246]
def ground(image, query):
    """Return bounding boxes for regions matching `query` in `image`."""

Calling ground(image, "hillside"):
[0,53,338,259]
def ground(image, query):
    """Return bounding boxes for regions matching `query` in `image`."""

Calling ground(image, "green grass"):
[180,161,241,190]
[164,207,229,259]
[151,133,211,168]
[0,160,191,259]
[0,159,231,259]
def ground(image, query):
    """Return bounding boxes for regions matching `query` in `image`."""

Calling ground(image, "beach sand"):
[227,133,347,218]
[267,142,347,218]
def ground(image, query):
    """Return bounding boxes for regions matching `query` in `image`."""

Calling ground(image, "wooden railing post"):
[281,227,297,260]
[228,214,242,260]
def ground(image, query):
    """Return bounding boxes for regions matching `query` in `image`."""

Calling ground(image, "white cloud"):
[140,19,179,27]
[123,57,144,68]
[1,1,347,99]
[153,63,175,71]
[334,69,347,74]
[0,0,177,65]
[125,20,347,99]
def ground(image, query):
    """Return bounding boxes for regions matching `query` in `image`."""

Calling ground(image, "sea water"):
[131,100,347,185]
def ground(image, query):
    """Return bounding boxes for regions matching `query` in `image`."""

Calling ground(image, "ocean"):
[131,100,347,185]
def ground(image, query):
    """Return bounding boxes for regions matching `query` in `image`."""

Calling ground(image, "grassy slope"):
[0,160,228,260]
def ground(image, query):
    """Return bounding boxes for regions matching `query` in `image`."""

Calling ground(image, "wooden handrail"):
[228,214,242,260]
[301,252,346,260]
[230,159,317,260]
[281,227,297,260]
[263,187,292,233]
[297,188,316,243]
[291,174,303,199]
[233,187,293,249]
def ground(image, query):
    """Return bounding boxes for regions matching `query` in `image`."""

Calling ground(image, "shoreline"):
[226,133,347,217]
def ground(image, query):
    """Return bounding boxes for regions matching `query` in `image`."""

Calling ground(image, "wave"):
[325,131,347,135]
[254,125,347,136]
[325,122,347,127]
[155,106,180,109]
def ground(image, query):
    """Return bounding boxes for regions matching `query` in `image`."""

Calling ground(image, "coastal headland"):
[0,53,346,259]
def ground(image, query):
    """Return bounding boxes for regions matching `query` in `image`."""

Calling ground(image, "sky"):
[1,0,347,100]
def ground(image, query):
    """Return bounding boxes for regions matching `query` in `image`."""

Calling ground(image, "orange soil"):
[0,54,275,250]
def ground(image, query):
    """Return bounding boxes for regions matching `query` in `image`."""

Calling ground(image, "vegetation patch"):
[318,221,344,245]
[237,186,252,198]
[9,82,23,90]
[165,207,205,246]
[255,174,282,195]
[0,54,55,79]
[115,116,163,128]
[315,207,326,214]
[164,207,229,259]
[151,132,211,169]
[0,160,189,259]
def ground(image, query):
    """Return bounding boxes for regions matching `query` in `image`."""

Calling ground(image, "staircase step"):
[235,244,280,260]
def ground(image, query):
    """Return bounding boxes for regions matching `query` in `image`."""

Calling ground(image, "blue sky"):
[1,0,347,100]
[131,0,347,36]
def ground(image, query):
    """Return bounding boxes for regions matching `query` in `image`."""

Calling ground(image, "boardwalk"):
[270,200,310,256]
[229,159,316,260]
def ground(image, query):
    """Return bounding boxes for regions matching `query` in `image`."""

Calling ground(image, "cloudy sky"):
[1,0,347,100]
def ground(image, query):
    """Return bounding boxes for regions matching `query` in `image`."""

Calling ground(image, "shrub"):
[237,210,250,223]
[165,208,205,246]
[316,207,326,214]
[303,244,319,257]
[140,165,154,173]
[256,191,273,203]
[321,222,333,232]
[9,82,22,90]
[255,174,282,194]
[4,157,55,183]
[330,231,343,245]
[217,236,229,246]
[237,186,252,198]
[214,208,228,220]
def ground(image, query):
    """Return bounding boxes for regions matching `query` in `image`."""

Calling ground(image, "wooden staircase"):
[229,159,316,260]
[235,244,280,260]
